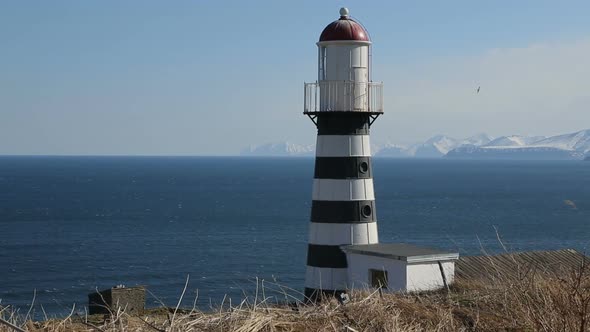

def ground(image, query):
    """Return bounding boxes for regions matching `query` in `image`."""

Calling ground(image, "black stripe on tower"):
[314,157,372,179]
[306,244,348,268]
[316,112,371,135]
[310,200,376,223]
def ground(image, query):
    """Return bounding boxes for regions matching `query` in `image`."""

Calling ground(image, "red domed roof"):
[319,8,370,42]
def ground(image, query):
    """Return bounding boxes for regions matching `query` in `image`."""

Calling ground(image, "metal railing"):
[304,81,383,113]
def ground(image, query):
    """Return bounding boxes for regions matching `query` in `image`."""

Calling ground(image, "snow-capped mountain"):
[241,142,314,156]
[458,133,494,147]
[410,135,460,158]
[530,130,590,154]
[403,134,493,158]
[374,144,412,158]
[484,135,545,148]
[447,129,590,160]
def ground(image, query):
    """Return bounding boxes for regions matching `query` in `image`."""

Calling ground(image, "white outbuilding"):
[342,243,458,292]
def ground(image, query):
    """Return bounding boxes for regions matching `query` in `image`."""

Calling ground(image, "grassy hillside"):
[2,261,590,332]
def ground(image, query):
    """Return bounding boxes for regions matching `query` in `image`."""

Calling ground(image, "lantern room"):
[304,8,383,115]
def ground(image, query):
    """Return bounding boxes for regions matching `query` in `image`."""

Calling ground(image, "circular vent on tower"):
[359,161,369,173]
[362,204,372,217]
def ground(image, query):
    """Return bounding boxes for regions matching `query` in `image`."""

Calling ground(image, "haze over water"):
[0,156,589,317]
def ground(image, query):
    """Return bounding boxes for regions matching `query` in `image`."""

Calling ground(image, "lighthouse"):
[303,8,384,300]
[302,8,459,299]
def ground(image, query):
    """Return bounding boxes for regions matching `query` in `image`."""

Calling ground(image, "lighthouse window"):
[362,205,372,217]
[319,47,327,80]
[359,161,369,173]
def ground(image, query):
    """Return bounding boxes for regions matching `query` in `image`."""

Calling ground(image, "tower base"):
[303,288,347,303]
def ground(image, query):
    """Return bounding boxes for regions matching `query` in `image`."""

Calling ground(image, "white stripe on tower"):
[308,222,379,245]
[312,178,375,201]
[316,135,372,157]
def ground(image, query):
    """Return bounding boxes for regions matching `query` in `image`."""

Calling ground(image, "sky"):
[1,0,589,155]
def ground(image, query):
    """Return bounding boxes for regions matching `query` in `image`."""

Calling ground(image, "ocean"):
[0,156,589,318]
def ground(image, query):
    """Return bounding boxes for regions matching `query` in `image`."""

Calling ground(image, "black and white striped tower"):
[303,8,384,300]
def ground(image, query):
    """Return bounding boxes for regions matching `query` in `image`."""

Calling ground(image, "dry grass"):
[2,258,590,332]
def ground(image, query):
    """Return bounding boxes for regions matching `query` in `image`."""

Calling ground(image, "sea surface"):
[0,156,589,318]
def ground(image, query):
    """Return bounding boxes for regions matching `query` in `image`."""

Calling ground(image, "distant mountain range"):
[241,142,314,157]
[447,130,590,160]
[242,129,590,160]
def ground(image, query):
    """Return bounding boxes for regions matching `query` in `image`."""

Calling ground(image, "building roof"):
[456,249,588,281]
[341,243,459,263]
[319,8,370,43]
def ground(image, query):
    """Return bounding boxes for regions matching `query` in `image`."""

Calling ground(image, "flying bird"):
[476,86,480,93]
[564,199,577,209]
